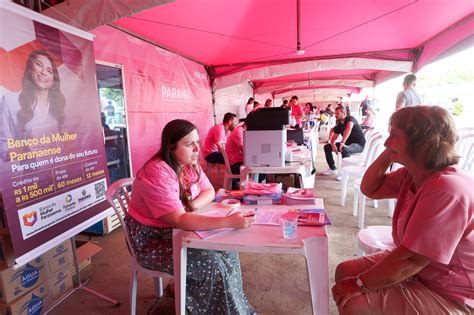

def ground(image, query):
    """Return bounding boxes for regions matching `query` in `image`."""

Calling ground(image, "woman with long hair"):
[126,119,255,314]
[1,50,65,141]
[332,106,473,314]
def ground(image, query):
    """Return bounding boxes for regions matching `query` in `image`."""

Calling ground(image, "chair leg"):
[153,277,163,297]
[358,195,366,229]
[340,174,348,206]
[388,199,395,217]
[130,266,138,315]
[352,186,359,216]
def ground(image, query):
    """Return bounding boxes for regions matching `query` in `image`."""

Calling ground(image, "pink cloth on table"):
[379,166,474,308]
[202,123,228,158]
[226,124,245,166]
[128,159,213,228]
[243,182,282,195]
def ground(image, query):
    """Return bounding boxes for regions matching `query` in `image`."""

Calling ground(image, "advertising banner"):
[0,3,109,257]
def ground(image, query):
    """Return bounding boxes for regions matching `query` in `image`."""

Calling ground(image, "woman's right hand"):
[227,212,255,229]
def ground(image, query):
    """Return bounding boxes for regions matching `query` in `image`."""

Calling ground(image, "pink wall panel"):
[92,26,213,174]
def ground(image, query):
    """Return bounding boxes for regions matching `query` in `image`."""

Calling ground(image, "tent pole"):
[207,66,217,125]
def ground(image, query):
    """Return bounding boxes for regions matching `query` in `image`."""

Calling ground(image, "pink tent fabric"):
[92,26,213,174]
[113,0,473,84]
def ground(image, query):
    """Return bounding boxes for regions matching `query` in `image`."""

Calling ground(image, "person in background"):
[361,107,375,130]
[280,99,289,109]
[325,103,335,116]
[126,119,255,314]
[322,106,365,177]
[318,110,328,125]
[239,97,254,119]
[264,99,273,108]
[304,102,314,115]
[225,121,247,189]
[359,95,372,117]
[395,73,423,111]
[202,112,238,164]
[289,95,304,128]
[253,100,263,110]
[332,106,473,314]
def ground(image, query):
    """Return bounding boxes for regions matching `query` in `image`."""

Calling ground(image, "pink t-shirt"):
[128,159,213,228]
[380,166,474,307]
[291,104,304,126]
[202,123,227,158]
[225,124,245,166]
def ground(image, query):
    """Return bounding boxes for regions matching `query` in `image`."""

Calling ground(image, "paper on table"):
[253,209,288,225]
[194,208,239,239]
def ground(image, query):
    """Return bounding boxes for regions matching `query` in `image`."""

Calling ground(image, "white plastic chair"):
[460,142,474,173]
[218,142,240,190]
[340,135,384,207]
[353,163,402,228]
[458,127,474,137]
[105,178,173,315]
[357,225,395,256]
[456,134,474,171]
[341,131,381,167]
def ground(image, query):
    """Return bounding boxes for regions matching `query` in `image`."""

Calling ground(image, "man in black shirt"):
[322,107,365,177]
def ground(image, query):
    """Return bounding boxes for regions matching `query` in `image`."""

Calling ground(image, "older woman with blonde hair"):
[332,106,473,314]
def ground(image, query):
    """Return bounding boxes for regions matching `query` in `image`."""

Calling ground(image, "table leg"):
[173,230,187,315]
[303,236,329,315]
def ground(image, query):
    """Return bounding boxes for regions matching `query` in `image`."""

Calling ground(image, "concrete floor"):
[48,144,392,315]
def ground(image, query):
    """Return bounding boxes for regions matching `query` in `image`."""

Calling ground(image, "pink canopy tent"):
[44,0,473,97]
[109,0,473,91]
[38,0,473,170]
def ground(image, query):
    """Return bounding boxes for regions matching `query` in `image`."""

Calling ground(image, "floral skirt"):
[125,215,255,315]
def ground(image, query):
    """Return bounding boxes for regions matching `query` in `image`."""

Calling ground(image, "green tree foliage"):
[100,88,124,107]
[417,63,474,88]
[451,99,464,116]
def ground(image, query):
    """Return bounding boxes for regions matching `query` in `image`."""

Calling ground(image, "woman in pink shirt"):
[332,106,473,314]
[126,119,256,314]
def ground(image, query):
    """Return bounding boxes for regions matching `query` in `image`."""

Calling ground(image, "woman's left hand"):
[331,277,365,310]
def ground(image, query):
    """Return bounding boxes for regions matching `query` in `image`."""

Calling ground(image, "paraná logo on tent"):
[194,71,207,80]
[161,84,192,102]
[22,211,38,227]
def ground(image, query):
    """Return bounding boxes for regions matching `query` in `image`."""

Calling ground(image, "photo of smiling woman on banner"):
[0,50,66,161]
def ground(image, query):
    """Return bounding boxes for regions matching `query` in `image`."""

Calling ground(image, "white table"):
[240,147,314,188]
[173,203,329,315]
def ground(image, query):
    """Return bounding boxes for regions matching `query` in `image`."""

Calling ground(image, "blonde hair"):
[390,106,459,170]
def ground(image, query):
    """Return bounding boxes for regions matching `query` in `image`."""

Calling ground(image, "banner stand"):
[44,236,120,314]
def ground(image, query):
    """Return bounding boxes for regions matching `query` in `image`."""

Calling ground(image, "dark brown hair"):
[18,50,65,134]
[145,119,202,209]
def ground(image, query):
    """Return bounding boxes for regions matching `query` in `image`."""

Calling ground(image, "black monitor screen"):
[287,129,304,145]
